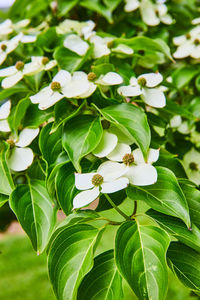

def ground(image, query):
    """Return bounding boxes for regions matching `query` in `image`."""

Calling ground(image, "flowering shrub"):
[1,0,200,299]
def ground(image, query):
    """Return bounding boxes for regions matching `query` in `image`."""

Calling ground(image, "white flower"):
[56,19,95,39]
[93,131,118,158]
[30,70,96,110]
[89,35,113,58]
[170,115,194,135]
[7,127,39,172]
[63,34,89,56]
[0,34,22,65]
[23,56,57,76]
[73,165,129,209]
[95,72,123,86]
[173,26,200,59]
[192,18,200,25]
[124,0,140,12]
[0,100,11,132]
[118,72,166,108]
[183,148,200,185]
[0,19,30,39]
[112,43,134,55]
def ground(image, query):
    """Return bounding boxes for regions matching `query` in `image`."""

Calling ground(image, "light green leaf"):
[127,167,191,228]
[103,0,123,11]
[62,115,103,172]
[147,209,200,253]
[23,104,53,128]
[0,83,29,101]
[48,223,100,300]
[167,242,200,291]
[0,143,14,195]
[78,250,123,300]
[0,193,8,207]
[98,103,151,159]
[9,97,30,133]
[115,220,170,300]
[10,179,57,253]
[57,0,79,16]
[80,0,113,23]
[172,66,200,89]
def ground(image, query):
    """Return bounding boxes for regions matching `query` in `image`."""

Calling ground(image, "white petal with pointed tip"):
[93,131,118,158]
[142,88,166,108]
[132,148,145,164]
[124,0,140,12]
[75,173,96,190]
[138,73,163,87]
[0,100,11,119]
[73,187,99,209]
[23,62,43,76]
[15,128,39,147]
[148,149,159,164]
[173,42,194,59]
[130,76,138,86]
[101,72,123,85]
[2,71,23,89]
[0,66,16,77]
[38,91,64,110]
[112,44,133,55]
[8,147,34,172]
[173,35,187,46]
[97,161,127,181]
[126,164,158,186]
[64,34,89,56]
[0,52,7,65]
[140,0,160,26]
[101,177,129,193]
[44,60,57,70]
[0,119,11,132]
[118,85,142,97]
[107,143,131,161]
[30,86,52,104]
[21,35,37,43]
[190,45,200,59]
[160,14,173,25]
[77,82,96,98]
[170,115,182,128]
[53,70,71,87]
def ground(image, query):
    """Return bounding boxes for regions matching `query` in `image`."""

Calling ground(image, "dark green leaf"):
[0,143,14,195]
[0,83,29,101]
[10,97,30,133]
[80,0,112,23]
[172,66,200,89]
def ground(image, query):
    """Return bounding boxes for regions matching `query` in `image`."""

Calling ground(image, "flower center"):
[87,72,97,81]
[194,38,200,45]
[137,77,147,87]
[123,153,134,166]
[107,41,114,49]
[101,120,110,129]
[51,81,61,91]
[185,33,191,39]
[92,174,103,186]
[15,61,24,71]
[6,138,15,148]
[42,56,49,65]
[1,44,7,51]
[189,162,198,171]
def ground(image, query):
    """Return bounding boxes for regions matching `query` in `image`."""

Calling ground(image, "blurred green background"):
[0,233,197,300]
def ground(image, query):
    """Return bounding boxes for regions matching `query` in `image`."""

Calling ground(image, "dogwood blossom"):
[170,115,194,135]
[0,100,11,132]
[0,34,22,65]
[173,26,200,59]
[56,19,95,39]
[183,148,200,185]
[64,34,89,56]
[73,164,129,209]
[0,19,30,39]
[95,72,123,86]
[118,72,166,108]
[30,70,96,110]
[7,127,39,172]
[90,35,113,58]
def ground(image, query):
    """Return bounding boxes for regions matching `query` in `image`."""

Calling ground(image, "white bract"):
[0,34,22,65]
[118,72,166,108]
[56,19,95,39]
[30,70,96,110]
[183,148,200,185]
[95,72,123,86]
[7,127,39,172]
[173,26,200,59]
[90,35,113,58]
[112,43,134,55]
[73,164,129,209]
[0,100,11,132]
[170,115,194,135]
[0,19,30,40]
[63,34,89,56]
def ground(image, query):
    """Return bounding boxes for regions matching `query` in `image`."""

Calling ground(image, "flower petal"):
[140,0,160,26]
[15,128,39,147]
[101,177,129,193]
[44,60,57,70]
[138,72,163,87]
[73,187,99,209]
[63,71,90,97]
[21,35,37,43]
[112,44,133,55]
[126,164,158,186]
[2,71,23,89]
[0,119,11,132]
[173,42,195,59]
[75,173,95,190]
[147,149,159,164]
[173,35,187,46]
[107,143,131,161]
[0,66,17,77]
[30,86,52,104]
[190,45,200,59]
[38,91,64,110]
[8,147,34,172]
[170,115,182,128]
[97,161,127,181]
[132,148,145,164]
[100,72,123,85]
[93,131,118,158]
[76,82,96,98]
[53,70,71,87]
[64,34,89,56]
[141,88,166,108]
[0,100,11,119]
[118,85,142,97]
[124,0,140,12]
[0,52,7,65]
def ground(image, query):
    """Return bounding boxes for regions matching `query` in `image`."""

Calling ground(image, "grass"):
[0,234,196,300]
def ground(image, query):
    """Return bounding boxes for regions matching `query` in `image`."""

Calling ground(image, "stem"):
[104,194,131,221]
[131,201,137,217]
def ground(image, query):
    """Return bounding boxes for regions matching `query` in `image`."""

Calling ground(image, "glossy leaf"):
[48,223,100,300]
[115,220,170,300]
[127,167,191,228]
[80,0,112,23]
[0,193,8,207]
[62,115,103,172]
[147,209,200,253]
[10,179,57,253]
[99,103,151,159]
[78,250,123,300]
[23,104,53,128]
[167,242,200,291]
[0,143,14,195]
[10,97,30,133]
[172,66,200,89]
[0,83,29,101]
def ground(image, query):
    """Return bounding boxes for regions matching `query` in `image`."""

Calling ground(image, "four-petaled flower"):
[118,72,166,108]
[0,100,11,132]
[0,34,22,65]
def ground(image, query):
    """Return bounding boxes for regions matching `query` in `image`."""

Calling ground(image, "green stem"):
[131,201,137,217]
[104,194,131,221]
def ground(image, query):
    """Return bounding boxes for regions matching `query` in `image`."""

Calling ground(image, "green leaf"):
[56,163,78,215]
[10,179,57,253]
[96,189,127,211]
[167,242,200,291]
[10,97,30,133]
[48,223,100,300]
[147,209,200,253]
[172,66,200,89]
[0,193,8,208]
[115,220,170,300]
[127,167,191,228]
[114,36,173,61]
[36,27,61,52]
[0,83,29,101]
[23,104,53,127]
[57,0,79,16]
[54,46,92,72]
[91,63,115,76]
[0,143,14,195]
[80,0,113,23]
[98,103,151,159]
[78,250,123,300]
[51,99,86,133]
[62,115,103,172]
